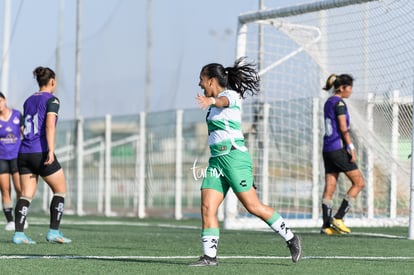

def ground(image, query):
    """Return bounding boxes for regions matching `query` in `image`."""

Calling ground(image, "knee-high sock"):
[14,198,31,232]
[267,212,294,241]
[334,195,354,219]
[322,199,333,228]
[50,195,65,230]
[201,228,219,258]
[3,202,13,222]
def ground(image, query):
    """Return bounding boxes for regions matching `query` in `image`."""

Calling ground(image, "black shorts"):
[0,158,19,174]
[18,152,62,177]
[323,149,358,174]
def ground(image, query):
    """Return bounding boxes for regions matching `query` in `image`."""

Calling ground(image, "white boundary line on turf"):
[306,230,406,239]
[1,219,201,230]
[3,219,407,239]
[0,255,413,260]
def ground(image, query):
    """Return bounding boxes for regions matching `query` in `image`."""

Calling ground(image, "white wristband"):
[210,97,216,105]
[346,143,355,150]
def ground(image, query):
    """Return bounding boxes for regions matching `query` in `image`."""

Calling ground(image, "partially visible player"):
[320,73,365,235]
[189,58,302,266]
[13,66,71,244]
[0,91,25,231]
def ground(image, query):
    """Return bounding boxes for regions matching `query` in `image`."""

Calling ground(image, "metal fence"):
[30,109,209,219]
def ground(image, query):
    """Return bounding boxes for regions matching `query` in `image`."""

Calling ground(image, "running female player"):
[190,58,302,266]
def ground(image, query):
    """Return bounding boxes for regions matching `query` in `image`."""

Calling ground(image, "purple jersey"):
[19,92,60,153]
[323,96,350,152]
[0,109,22,160]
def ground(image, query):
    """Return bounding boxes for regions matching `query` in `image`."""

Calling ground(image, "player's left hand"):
[196,93,212,110]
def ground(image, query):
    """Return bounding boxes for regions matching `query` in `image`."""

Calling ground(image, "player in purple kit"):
[0,92,25,231]
[320,74,365,235]
[13,66,71,244]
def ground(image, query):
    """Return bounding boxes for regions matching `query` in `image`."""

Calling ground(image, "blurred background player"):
[320,73,365,235]
[0,92,26,231]
[13,66,71,244]
[190,58,302,266]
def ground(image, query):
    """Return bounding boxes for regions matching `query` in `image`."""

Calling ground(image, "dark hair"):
[33,66,55,88]
[323,73,354,91]
[200,57,260,98]
[0,92,5,99]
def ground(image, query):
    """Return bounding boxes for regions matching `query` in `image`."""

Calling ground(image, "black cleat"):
[286,235,302,263]
[189,255,218,267]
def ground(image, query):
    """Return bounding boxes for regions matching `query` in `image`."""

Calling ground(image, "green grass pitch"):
[0,215,413,274]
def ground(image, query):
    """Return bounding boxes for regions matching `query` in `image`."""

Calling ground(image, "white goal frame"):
[224,0,414,239]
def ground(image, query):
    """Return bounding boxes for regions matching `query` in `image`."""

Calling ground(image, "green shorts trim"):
[201,149,253,195]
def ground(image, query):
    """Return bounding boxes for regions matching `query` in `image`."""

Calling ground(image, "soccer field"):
[0,215,413,274]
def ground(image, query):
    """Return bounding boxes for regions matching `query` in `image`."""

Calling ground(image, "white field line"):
[4,219,408,239]
[0,220,412,261]
[0,255,413,260]
[305,230,407,239]
[2,219,201,230]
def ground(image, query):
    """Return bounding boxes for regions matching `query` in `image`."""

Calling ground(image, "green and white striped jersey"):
[206,89,247,157]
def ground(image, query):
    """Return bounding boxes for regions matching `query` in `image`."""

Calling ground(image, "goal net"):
[225,0,414,229]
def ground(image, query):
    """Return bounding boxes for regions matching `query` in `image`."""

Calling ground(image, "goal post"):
[225,0,414,235]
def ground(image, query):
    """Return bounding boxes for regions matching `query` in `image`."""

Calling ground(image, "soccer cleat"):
[5,221,15,231]
[12,232,36,244]
[6,221,28,231]
[46,229,72,244]
[331,218,351,233]
[320,227,342,235]
[286,234,302,263]
[189,255,218,266]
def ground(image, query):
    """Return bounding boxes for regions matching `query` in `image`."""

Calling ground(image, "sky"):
[0,0,312,120]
